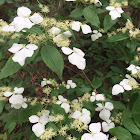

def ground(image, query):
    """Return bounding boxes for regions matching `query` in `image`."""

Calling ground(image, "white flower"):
[106,6,124,20]
[4,87,27,109]
[81,123,108,140]
[71,21,92,34]
[102,120,115,132]
[112,84,124,95]
[96,102,114,121]
[12,6,43,32]
[56,95,70,113]
[8,43,38,66]
[48,27,61,37]
[127,64,140,74]
[90,92,105,102]
[91,30,102,41]
[41,78,51,87]
[61,47,86,70]
[72,108,91,124]
[66,80,76,89]
[29,115,47,137]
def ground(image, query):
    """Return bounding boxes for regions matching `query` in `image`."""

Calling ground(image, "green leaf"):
[83,7,100,28]
[132,96,140,128]
[25,26,43,35]
[0,100,5,114]
[111,101,126,110]
[54,136,66,140]
[91,76,102,89]
[106,34,129,42]
[8,122,16,134]
[126,40,137,52]
[46,122,58,131]
[122,109,140,135]
[69,8,83,19]
[41,45,64,80]
[0,49,39,79]
[109,126,133,140]
[52,104,66,115]
[104,15,117,32]
[76,85,92,96]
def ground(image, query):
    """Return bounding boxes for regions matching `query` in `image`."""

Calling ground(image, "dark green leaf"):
[83,7,100,28]
[106,34,129,42]
[132,96,140,128]
[69,8,83,19]
[41,45,64,80]
[25,26,43,35]
[104,15,117,32]
[0,100,5,114]
[91,76,102,89]
[109,126,133,140]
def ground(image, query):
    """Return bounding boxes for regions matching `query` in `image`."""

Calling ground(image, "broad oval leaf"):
[109,126,133,140]
[103,15,117,32]
[83,7,100,28]
[41,45,64,80]
[0,49,39,79]
[132,97,140,129]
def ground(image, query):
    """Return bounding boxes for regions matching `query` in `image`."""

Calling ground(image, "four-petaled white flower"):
[102,120,115,132]
[61,47,86,70]
[11,6,43,32]
[8,43,38,66]
[81,123,108,140]
[41,78,51,87]
[127,64,140,74]
[106,6,124,20]
[90,92,105,102]
[96,102,114,121]
[4,87,28,109]
[71,21,92,34]
[112,74,138,95]
[91,30,102,41]
[72,108,91,124]
[66,80,76,89]
[29,115,48,137]
[56,95,70,113]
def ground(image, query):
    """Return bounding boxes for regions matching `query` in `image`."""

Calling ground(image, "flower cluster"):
[4,87,27,109]
[2,6,43,32]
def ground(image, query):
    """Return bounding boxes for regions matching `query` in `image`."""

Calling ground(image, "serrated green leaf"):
[104,15,117,32]
[109,126,133,140]
[24,26,43,35]
[83,7,100,28]
[41,45,64,80]
[69,8,83,19]
[0,49,39,79]
[8,122,16,134]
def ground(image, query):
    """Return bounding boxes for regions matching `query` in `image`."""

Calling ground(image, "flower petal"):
[26,44,38,50]
[93,132,108,140]
[81,133,93,140]
[14,87,24,94]
[71,21,81,32]
[40,115,49,125]
[29,115,39,123]
[95,103,103,111]
[96,94,105,101]
[4,91,13,97]
[106,6,115,11]
[99,109,111,121]
[63,31,72,37]
[61,47,73,55]
[30,13,43,24]
[32,123,45,137]
[82,108,90,116]
[61,103,70,113]
[72,111,81,119]
[8,43,23,53]
[79,115,91,124]
[17,6,31,17]
[73,47,85,57]
[112,84,124,95]
[89,122,101,133]
[81,24,92,34]
[105,102,114,111]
